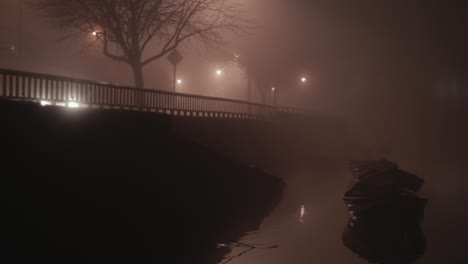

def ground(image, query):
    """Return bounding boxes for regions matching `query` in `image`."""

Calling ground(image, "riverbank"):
[0,99,284,264]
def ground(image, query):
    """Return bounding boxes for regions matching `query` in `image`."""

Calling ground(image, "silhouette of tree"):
[34,0,248,88]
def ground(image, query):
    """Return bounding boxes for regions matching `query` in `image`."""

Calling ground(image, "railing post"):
[45,79,49,100]
[76,82,81,103]
[27,77,32,99]
[59,80,64,102]
[1,73,6,96]
[9,74,13,97]
[15,75,19,97]
[20,76,25,97]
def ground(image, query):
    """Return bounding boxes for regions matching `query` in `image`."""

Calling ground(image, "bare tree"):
[34,0,248,88]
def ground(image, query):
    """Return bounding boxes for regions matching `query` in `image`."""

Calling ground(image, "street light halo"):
[67,102,80,108]
[40,100,52,106]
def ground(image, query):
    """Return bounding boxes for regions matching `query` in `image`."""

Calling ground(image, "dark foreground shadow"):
[342,202,427,264]
[0,100,284,264]
[342,160,427,264]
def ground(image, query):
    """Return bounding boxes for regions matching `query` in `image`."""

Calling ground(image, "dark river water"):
[223,153,468,264]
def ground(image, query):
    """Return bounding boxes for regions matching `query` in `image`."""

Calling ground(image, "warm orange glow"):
[301,77,307,83]
[177,79,182,85]
[216,69,223,76]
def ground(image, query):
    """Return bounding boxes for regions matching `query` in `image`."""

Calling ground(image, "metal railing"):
[0,68,303,120]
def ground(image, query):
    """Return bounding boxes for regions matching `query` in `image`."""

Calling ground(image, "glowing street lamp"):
[271,87,278,105]
[177,79,183,85]
[92,31,97,36]
[216,69,223,76]
[301,77,307,83]
[300,205,305,223]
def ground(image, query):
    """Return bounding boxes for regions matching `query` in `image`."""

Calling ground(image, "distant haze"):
[1,0,467,118]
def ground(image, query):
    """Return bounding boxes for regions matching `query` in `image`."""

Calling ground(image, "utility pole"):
[167,50,183,93]
[17,0,23,56]
[247,70,251,101]
[247,69,252,114]
[271,87,277,106]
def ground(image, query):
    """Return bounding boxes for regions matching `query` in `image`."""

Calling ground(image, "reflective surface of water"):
[224,155,468,264]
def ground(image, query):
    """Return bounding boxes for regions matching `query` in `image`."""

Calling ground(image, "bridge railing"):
[0,68,304,119]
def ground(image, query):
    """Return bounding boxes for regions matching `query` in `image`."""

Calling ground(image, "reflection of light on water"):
[300,205,305,223]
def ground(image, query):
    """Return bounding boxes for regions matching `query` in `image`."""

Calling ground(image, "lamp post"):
[229,53,252,103]
[271,87,277,106]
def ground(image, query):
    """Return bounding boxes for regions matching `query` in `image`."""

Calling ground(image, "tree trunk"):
[131,63,144,88]
[131,63,144,108]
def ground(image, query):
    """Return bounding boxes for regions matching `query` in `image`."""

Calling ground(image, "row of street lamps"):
[175,67,308,106]
[175,68,308,86]
[89,31,309,105]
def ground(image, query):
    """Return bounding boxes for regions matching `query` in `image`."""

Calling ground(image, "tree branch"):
[35,0,251,86]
